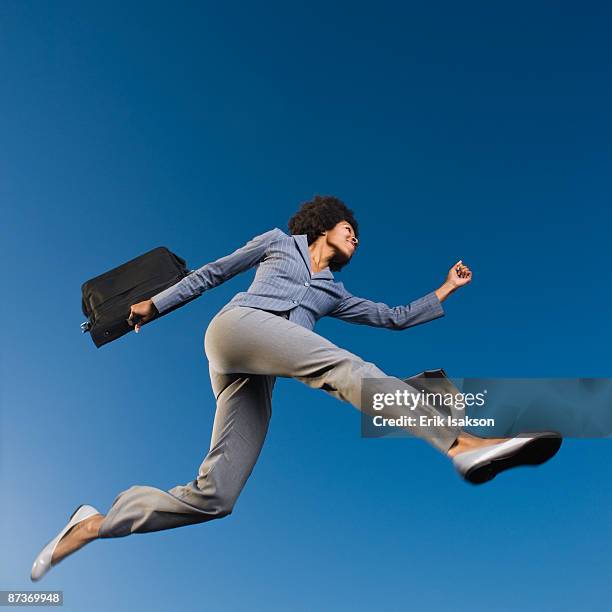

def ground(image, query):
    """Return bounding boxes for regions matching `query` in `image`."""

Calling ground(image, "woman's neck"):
[308,240,333,272]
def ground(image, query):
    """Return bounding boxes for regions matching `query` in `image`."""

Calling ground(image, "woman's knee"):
[200,491,237,520]
[311,354,384,398]
[172,482,237,520]
[333,352,385,379]
[215,494,236,518]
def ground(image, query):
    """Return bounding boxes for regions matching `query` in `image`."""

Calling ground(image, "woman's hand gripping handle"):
[126,299,159,333]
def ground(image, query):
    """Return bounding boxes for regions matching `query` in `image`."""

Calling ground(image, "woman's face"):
[325,220,359,263]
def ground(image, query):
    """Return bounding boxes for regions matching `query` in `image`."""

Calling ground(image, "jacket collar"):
[293,234,335,280]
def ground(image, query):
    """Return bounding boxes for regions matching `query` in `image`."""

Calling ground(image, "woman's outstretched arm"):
[150,227,286,315]
[327,288,445,330]
[328,260,472,330]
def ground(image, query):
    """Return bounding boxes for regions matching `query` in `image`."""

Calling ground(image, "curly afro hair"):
[287,195,359,272]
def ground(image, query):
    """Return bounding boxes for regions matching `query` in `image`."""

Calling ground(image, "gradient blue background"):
[2,2,611,610]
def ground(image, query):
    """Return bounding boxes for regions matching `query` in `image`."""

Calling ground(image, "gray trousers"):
[98,306,460,538]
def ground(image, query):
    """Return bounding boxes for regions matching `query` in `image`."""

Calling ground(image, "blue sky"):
[2,2,611,610]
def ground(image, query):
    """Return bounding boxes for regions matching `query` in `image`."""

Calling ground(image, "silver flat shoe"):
[31,504,101,582]
[453,431,562,485]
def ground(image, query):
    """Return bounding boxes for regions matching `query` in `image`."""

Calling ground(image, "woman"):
[31,195,562,581]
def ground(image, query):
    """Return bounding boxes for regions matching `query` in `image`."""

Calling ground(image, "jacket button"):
[304,281,310,287]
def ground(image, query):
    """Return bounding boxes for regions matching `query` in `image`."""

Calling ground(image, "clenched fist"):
[447,260,473,288]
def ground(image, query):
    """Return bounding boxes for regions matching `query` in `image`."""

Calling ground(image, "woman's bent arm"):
[328,287,445,330]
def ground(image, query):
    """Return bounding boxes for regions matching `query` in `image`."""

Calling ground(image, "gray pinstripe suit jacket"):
[150,227,445,331]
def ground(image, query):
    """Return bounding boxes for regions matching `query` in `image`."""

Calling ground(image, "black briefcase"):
[403,368,464,421]
[80,246,196,348]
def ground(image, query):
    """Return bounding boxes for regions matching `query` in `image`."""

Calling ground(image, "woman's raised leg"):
[204,307,462,454]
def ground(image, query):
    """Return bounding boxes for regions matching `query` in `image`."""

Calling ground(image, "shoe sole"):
[464,435,563,485]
